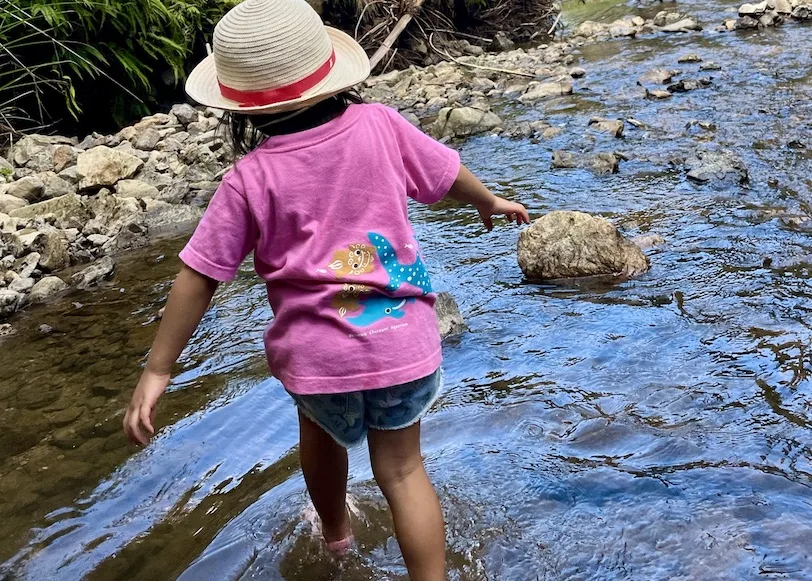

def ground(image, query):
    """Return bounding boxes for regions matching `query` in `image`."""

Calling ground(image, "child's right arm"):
[123,264,219,445]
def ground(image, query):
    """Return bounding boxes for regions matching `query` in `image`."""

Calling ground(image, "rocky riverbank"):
[1,1,808,331]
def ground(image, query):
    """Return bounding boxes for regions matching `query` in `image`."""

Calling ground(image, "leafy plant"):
[0,0,233,137]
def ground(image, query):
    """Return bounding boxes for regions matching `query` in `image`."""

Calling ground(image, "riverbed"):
[1,0,811,578]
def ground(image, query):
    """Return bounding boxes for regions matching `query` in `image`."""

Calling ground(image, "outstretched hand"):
[124,370,170,445]
[477,197,531,231]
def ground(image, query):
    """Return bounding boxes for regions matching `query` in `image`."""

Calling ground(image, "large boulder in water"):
[517,211,650,280]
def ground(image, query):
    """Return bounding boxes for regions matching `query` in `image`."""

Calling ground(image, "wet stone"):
[16,384,62,409]
[45,406,86,428]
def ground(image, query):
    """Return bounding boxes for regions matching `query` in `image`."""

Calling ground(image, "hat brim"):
[185,27,371,114]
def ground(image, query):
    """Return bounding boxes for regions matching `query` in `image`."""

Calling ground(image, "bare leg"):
[298,411,352,543]
[368,422,445,581]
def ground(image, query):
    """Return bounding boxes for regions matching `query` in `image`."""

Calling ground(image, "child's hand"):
[124,370,170,445]
[477,197,531,231]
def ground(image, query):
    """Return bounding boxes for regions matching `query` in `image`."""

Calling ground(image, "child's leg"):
[298,411,352,543]
[368,421,445,581]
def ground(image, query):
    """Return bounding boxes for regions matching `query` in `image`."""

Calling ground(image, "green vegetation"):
[0,0,236,137]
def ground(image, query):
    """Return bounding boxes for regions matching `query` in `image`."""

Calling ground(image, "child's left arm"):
[447,164,531,231]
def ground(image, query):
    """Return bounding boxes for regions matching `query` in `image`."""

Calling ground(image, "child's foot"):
[322,509,353,554]
[325,534,354,556]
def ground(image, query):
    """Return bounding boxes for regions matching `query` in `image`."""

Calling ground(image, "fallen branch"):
[427,33,536,78]
[370,0,426,70]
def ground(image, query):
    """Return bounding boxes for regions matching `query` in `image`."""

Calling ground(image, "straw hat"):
[186,0,370,114]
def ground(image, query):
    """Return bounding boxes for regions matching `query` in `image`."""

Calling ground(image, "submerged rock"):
[29,276,68,303]
[435,292,466,338]
[517,211,650,280]
[685,150,749,184]
[71,256,116,290]
[660,18,703,32]
[519,81,574,103]
[667,78,713,93]
[588,117,625,138]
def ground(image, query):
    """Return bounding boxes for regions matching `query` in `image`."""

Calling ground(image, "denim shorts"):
[288,368,443,448]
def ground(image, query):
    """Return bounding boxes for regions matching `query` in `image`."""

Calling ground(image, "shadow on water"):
[2,0,812,577]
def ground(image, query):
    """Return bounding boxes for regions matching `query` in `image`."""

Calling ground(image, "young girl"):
[123,0,529,578]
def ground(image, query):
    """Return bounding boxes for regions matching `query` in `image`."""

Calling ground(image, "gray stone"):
[9,193,88,229]
[17,252,40,278]
[7,176,44,202]
[631,233,667,249]
[668,78,713,93]
[143,200,204,235]
[29,276,68,302]
[435,292,466,338]
[589,117,625,138]
[432,107,502,139]
[57,166,80,184]
[660,17,703,32]
[38,172,75,200]
[0,194,27,213]
[569,67,587,78]
[490,31,515,52]
[791,4,810,18]
[700,62,722,71]
[71,256,115,290]
[590,153,621,175]
[34,230,70,272]
[653,10,691,26]
[552,151,577,169]
[772,0,792,12]
[517,211,650,280]
[87,233,110,246]
[170,103,199,127]
[8,276,34,293]
[639,68,679,85]
[646,88,673,100]
[76,146,144,191]
[686,150,749,184]
[0,289,22,316]
[52,145,78,173]
[116,179,160,199]
[678,53,703,63]
[519,81,574,103]
[134,128,161,151]
[736,14,761,27]
[739,0,769,15]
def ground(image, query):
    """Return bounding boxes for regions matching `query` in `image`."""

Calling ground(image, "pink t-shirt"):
[179,103,461,395]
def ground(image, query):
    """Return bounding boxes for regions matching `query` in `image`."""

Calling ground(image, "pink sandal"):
[325,535,355,556]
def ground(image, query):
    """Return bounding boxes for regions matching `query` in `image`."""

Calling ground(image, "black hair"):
[223,91,363,158]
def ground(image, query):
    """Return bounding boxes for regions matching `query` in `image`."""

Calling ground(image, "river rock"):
[517,211,650,280]
[51,145,78,173]
[171,103,199,127]
[8,276,34,293]
[590,153,621,175]
[35,230,70,272]
[653,10,690,26]
[0,289,23,316]
[589,117,625,138]
[791,4,811,18]
[29,276,68,302]
[668,78,712,93]
[646,88,673,99]
[686,150,749,184]
[569,67,587,78]
[490,31,515,52]
[660,18,703,32]
[519,81,574,103]
[9,193,88,229]
[678,53,703,63]
[0,194,27,213]
[134,128,161,151]
[39,172,75,200]
[71,256,115,289]
[435,292,466,338]
[736,15,760,27]
[0,409,49,459]
[76,146,144,191]
[552,150,577,168]
[432,107,502,138]
[639,68,678,85]
[143,200,204,234]
[7,176,44,202]
[739,0,769,15]
[116,179,159,199]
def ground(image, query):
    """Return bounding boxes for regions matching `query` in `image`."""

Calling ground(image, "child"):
[123,0,529,578]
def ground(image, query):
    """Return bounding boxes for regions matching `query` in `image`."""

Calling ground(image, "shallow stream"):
[1,0,811,578]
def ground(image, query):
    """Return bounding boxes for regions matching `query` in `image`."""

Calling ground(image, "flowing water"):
[1,0,811,578]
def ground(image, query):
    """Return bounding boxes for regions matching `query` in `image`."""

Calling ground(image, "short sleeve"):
[382,106,461,205]
[178,179,257,281]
